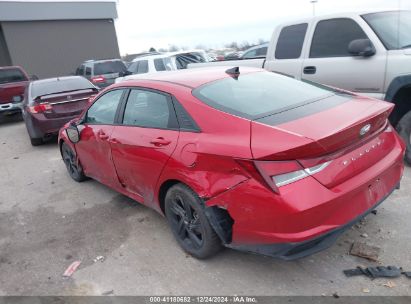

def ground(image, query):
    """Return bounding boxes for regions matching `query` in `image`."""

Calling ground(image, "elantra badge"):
[360,124,371,137]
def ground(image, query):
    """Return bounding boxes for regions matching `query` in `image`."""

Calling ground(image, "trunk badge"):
[360,124,371,137]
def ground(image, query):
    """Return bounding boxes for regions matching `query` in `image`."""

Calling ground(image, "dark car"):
[22,76,98,146]
[59,67,404,260]
[75,59,127,89]
[0,66,30,119]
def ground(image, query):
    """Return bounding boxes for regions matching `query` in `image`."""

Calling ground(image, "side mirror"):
[348,39,376,57]
[66,122,80,144]
[30,75,39,81]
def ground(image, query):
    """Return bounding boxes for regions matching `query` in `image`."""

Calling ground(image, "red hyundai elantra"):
[59,67,405,260]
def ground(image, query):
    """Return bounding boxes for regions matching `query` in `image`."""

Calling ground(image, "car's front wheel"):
[61,142,87,182]
[165,184,222,259]
[397,111,411,165]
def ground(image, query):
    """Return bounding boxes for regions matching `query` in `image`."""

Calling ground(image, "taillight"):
[28,103,52,114]
[91,76,106,83]
[236,159,331,193]
[88,94,97,103]
[272,161,331,188]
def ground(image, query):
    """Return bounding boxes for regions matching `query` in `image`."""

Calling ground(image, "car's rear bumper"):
[24,112,79,138]
[227,183,398,260]
[0,102,22,114]
[205,131,405,259]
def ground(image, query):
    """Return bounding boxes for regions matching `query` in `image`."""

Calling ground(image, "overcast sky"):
[115,0,411,55]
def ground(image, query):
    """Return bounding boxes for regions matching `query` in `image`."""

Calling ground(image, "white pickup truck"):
[189,10,411,163]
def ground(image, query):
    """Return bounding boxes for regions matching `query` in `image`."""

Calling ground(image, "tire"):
[396,111,411,165]
[165,184,222,259]
[61,142,87,182]
[30,137,43,146]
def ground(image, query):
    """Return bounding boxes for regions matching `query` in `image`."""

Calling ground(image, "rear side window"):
[154,59,166,71]
[94,61,126,75]
[310,18,368,58]
[275,23,308,59]
[136,60,148,74]
[193,71,341,119]
[122,89,178,129]
[85,67,92,76]
[86,90,123,124]
[0,68,27,84]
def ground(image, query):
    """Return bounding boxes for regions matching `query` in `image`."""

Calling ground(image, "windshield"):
[94,61,127,75]
[192,71,344,119]
[0,68,27,84]
[363,11,411,50]
[31,77,95,98]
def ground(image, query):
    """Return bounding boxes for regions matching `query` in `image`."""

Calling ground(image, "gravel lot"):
[0,117,410,296]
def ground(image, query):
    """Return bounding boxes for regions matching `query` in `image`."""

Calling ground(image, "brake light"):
[236,159,331,193]
[88,94,97,103]
[91,76,106,83]
[28,103,52,114]
[272,161,331,187]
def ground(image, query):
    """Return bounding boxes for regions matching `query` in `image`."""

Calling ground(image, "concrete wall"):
[2,19,120,78]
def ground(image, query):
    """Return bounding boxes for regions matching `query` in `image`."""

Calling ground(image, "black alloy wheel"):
[165,184,222,259]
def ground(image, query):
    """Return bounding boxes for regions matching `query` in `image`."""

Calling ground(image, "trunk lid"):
[251,95,394,188]
[37,89,95,119]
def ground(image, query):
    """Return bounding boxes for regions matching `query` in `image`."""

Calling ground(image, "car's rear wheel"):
[396,111,411,165]
[61,142,87,182]
[30,137,43,146]
[165,184,222,259]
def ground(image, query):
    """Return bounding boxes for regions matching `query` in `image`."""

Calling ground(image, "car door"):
[301,17,386,97]
[75,89,125,188]
[110,88,179,205]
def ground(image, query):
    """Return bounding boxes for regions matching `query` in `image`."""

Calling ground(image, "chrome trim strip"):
[50,98,88,105]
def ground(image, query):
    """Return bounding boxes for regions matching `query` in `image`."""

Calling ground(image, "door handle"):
[303,66,316,74]
[150,137,171,147]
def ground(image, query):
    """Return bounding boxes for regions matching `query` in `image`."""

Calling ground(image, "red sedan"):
[59,67,405,260]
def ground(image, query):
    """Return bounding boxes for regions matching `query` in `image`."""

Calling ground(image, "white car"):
[116,50,209,83]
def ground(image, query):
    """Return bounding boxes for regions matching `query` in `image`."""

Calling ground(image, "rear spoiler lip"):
[33,88,97,101]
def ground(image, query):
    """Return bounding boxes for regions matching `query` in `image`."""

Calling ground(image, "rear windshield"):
[193,71,343,119]
[94,61,126,75]
[31,77,95,98]
[0,68,27,84]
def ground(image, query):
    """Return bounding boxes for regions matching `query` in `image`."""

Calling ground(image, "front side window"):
[85,67,91,76]
[122,89,177,129]
[193,71,344,119]
[0,68,27,84]
[86,90,123,124]
[310,18,368,58]
[75,65,85,76]
[363,11,411,50]
[275,23,308,59]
